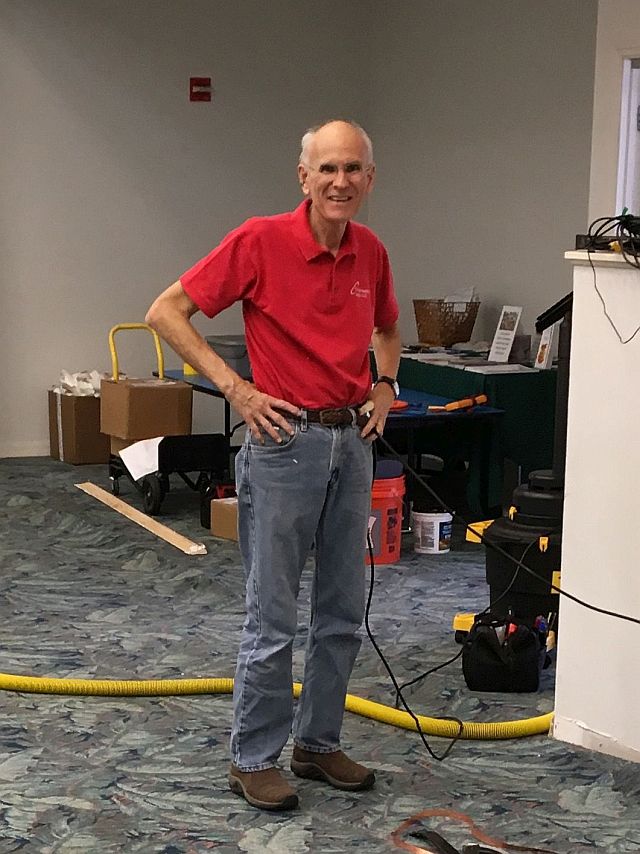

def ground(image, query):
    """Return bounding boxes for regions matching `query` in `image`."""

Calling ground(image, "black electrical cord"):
[353,399,639,762]
[586,213,640,343]
[587,249,640,344]
[393,647,463,711]
[364,532,464,762]
[376,434,640,628]
[394,536,545,707]
[475,534,553,619]
[364,443,464,761]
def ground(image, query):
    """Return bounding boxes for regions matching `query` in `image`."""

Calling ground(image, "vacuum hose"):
[0,673,552,739]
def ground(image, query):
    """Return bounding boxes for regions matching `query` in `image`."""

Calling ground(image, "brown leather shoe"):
[228,764,299,811]
[290,746,375,791]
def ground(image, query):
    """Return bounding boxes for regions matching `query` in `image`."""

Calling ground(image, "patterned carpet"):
[1,456,639,853]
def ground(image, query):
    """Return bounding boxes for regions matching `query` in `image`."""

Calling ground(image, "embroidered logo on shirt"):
[350,281,369,299]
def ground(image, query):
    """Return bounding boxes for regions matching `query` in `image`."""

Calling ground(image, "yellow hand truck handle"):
[108,322,165,382]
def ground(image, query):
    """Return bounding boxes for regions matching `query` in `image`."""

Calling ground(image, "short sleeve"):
[373,243,399,329]
[179,221,258,318]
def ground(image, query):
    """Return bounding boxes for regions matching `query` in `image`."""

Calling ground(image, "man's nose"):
[332,168,350,187]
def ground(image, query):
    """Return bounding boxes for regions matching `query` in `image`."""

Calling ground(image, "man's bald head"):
[299,120,374,168]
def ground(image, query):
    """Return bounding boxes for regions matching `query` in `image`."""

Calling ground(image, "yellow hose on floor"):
[0,673,553,739]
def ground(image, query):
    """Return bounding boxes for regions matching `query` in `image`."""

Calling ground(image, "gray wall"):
[0,0,598,456]
[367,0,597,340]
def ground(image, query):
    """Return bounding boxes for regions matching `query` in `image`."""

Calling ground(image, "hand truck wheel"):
[141,475,164,515]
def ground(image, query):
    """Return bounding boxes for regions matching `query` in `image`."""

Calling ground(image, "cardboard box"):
[48,390,110,465]
[109,435,131,456]
[210,497,239,541]
[100,377,192,442]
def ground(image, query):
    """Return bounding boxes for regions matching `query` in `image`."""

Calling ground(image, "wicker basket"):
[413,299,480,347]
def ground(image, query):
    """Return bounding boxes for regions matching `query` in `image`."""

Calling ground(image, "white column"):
[554,251,640,763]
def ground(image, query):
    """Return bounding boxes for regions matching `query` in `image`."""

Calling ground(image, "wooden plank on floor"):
[75,482,207,555]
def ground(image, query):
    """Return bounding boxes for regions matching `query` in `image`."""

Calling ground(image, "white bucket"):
[412,511,453,554]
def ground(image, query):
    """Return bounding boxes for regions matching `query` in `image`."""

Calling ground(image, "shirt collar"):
[291,199,356,262]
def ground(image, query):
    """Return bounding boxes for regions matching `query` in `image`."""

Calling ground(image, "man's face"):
[298,122,375,229]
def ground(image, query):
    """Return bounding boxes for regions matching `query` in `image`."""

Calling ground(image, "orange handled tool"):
[428,393,488,412]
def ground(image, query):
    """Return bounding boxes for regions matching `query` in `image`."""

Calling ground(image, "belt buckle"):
[300,410,308,431]
[347,407,357,426]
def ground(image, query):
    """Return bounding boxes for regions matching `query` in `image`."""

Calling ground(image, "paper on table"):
[465,363,537,374]
[443,287,478,304]
[403,353,461,364]
[119,437,163,481]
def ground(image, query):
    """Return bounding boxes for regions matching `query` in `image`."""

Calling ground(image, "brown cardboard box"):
[109,435,131,456]
[210,497,239,541]
[100,377,192,442]
[48,390,110,465]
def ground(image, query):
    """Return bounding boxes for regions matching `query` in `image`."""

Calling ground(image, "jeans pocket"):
[246,420,300,451]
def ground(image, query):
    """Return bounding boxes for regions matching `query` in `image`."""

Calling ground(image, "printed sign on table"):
[489,305,523,362]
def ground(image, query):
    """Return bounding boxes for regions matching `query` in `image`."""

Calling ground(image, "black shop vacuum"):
[461,294,571,693]
[484,293,571,624]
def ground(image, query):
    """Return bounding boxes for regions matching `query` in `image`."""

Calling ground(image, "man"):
[146,119,401,810]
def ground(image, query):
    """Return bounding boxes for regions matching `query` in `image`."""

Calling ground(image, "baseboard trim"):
[553,714,640,764]
[0,441,50,459]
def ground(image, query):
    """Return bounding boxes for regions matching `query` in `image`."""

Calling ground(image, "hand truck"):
[106,323,231,519]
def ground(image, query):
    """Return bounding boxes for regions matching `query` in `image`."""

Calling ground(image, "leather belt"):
[299,407,369,430]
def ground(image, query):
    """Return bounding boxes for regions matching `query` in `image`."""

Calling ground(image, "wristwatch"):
[375,375,400,399]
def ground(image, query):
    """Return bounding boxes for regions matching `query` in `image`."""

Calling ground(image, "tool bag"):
[462,614,547,693]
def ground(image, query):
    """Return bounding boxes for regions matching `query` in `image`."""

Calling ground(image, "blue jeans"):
[230,420,373,771]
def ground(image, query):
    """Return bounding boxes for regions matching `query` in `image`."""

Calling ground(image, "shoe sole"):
[228,774,299,811]
[290,759,375,792]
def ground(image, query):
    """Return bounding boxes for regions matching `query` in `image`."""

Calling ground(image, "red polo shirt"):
[180,200,398,409]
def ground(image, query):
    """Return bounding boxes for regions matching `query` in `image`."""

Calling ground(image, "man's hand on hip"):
[227,380,301,444]
[360,383,395,443]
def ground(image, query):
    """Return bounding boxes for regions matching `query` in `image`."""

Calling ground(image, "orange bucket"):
[367,474,405,565]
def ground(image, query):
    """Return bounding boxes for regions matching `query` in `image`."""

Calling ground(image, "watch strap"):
[375,375,399,398]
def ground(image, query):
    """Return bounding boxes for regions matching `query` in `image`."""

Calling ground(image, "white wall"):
[367,0,597,342]
[589,0,640,221]
[0,0,598,457]
[555,254,640,763]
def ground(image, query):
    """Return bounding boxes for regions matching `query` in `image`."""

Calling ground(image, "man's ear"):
[297,163,310,195]
[364,163,376,195]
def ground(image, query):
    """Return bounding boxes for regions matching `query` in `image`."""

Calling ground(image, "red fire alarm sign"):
[189,77,212,102]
